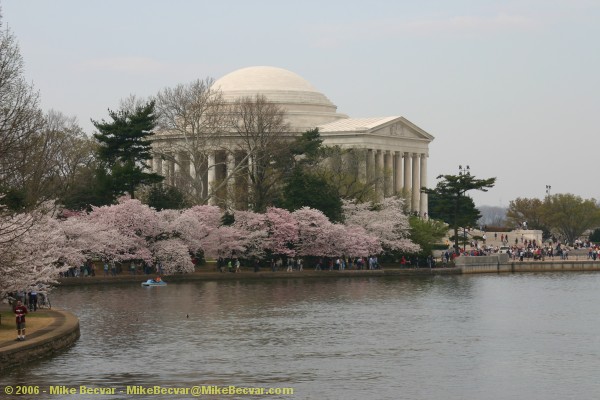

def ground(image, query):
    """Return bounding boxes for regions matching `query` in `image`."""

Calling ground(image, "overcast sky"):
[2,0,599,206]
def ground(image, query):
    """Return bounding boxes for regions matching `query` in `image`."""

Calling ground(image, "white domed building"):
[151,66,433,215]
[213,66,348,131]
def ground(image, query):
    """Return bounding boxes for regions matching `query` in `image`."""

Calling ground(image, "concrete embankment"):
[457,254,600,274]
[58,267,462,286]
[0,309,80,374]
[58,258,600,286]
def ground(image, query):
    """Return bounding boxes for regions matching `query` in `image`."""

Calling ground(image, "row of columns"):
[152,149,429,217]
[152,150,249,208]
[365,149,428,217]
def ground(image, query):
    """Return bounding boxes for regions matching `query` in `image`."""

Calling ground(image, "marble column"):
[226,152,235,208]
[375,149,384,198]
[419,154,428,218]
[367,149,376,182]
[153,156,163,175]
[207,151,216,205]
[201,155,209,199]
[189,157,196,180]
[358,150,367,183]
[247,154,254,205]
[412,153,420,212]
[403,152,411,208]
[164,157,172,185]
[384,151,393,197]
[394,152,403,194]
[174,152,181,175]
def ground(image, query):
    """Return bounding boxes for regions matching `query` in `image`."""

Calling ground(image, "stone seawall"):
[459,256,600,274]
[510,260,600,273]
[456,254,510,273]
[0,310,80,375]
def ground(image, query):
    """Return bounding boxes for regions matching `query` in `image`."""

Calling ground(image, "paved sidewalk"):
[0,305,58,348]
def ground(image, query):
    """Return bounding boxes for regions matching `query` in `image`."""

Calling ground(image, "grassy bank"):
[0,309,53,343]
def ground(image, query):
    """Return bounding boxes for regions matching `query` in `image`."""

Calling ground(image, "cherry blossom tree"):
[233,207,298,259]
[335,224,382,258]
[167,205,222,254]
[202,226,249,259]
[82,198,161,263]
[264,207,298,256]
[0,211,76,297]
[2,193,423,298]
[60,215,139,263]
[342,197,420,254]
[231,210,268,259]
[87,197,163,238]
[151,238,194,274]
[292,207,340,257]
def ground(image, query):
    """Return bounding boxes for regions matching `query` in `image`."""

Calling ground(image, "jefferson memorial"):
[151,66,433,215]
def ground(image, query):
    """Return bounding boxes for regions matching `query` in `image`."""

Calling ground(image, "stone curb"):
[0,309,80,375]
[57,267,462,286]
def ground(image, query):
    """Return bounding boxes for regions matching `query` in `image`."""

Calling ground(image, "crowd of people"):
[455,236,574,262]
[7,290,49,311]
[215,256,386,273]
[60,259,164,278]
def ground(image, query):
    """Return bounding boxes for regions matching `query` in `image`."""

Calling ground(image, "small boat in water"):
[141,278,167,287]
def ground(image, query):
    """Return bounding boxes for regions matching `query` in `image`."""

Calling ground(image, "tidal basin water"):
[5,273,600,399]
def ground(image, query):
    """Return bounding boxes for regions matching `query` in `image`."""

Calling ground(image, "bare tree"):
[0,15,67,296]
[0,15,44,193]
[232,95,291,212]
[118,93,149,115]
[154,78,245,204]
[316,147,385,202]
[155,83,293,210]
[4,109,94,207]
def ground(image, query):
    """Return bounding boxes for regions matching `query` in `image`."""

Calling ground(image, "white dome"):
[214,66,318,93]
[213,66,347,131]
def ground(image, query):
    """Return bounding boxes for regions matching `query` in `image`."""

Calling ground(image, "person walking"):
[14,300,28,341]
[29,290,38,312]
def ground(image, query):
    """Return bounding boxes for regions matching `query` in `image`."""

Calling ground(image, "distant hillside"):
[477,205,507,227]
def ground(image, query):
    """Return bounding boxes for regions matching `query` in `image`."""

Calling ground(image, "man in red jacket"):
[14,300,28,341]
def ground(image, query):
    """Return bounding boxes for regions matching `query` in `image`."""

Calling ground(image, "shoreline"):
[0,308,80,375]
[4,258,599,374]
[56,266,461,286]
[56,258,600,287]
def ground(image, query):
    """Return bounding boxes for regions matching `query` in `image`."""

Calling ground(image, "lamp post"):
[546,185,551,197]
[459,165,470,252]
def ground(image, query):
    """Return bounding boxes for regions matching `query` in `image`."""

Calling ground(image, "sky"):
[2,0,599,207]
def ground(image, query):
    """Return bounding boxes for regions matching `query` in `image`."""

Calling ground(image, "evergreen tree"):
[279,129,343,222]
[146,184,187,211]
[59,165,114,210]
[281,167,343,222]
[423,171,495,254]
[289,128,323,165]
[92,101,163,199]
[589,228,600,243]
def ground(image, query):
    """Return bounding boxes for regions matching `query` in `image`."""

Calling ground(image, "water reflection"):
[4,274,600,399]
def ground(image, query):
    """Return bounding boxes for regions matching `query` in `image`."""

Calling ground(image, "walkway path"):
[0,305,60,347]
[0,306,80,374]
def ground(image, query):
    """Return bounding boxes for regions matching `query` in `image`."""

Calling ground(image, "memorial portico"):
[151,66,434,216]
[317,116,432,215]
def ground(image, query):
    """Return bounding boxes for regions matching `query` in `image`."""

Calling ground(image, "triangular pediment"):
[318,116,434,142]
[369,117,434,141]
